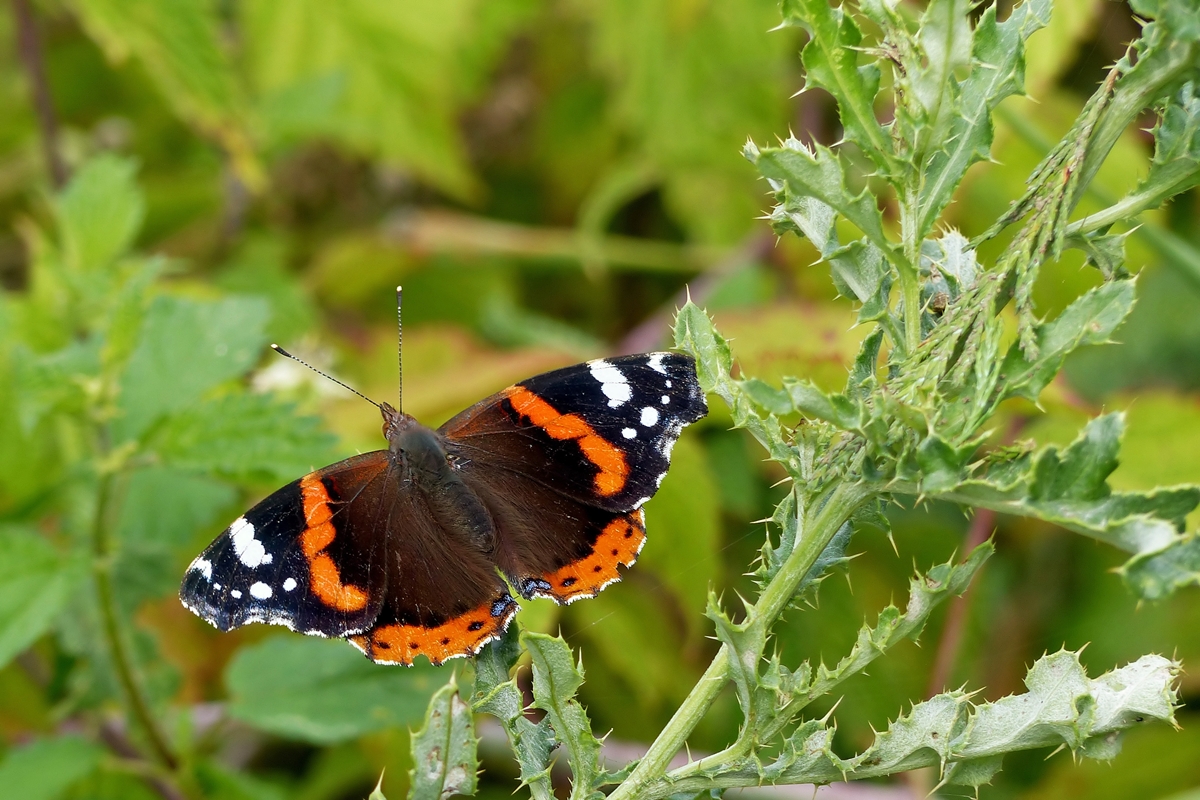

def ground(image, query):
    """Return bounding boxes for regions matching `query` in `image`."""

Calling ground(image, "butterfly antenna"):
[269,344,381,409]
[396,285,403,414]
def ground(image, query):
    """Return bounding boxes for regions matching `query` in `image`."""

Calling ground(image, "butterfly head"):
[380,402,419,441]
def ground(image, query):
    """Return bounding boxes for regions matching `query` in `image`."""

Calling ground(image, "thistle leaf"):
[408,678,478,800]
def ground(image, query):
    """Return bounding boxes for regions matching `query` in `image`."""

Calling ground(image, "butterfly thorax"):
[380,402,496,552]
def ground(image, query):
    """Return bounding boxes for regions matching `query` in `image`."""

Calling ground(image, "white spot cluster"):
[588,359,632,408]
[189,557,213,580]
[230,516,272,568]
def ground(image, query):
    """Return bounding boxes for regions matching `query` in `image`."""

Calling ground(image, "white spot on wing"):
[589,360,632,407]
[231,589,242,599]
[640,406,660,426]
[622,427,637,439]
[661,394,670,404]
[230,517,272,568]
[250,582,273,600]
[647,353,668,374]
[189,557,213,580]
[283,577,298,592]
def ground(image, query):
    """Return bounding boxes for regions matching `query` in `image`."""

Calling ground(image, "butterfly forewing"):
[181,453,392,638]
[440,352,706,513]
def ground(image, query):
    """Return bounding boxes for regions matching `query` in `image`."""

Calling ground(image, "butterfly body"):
[181,352,707,665]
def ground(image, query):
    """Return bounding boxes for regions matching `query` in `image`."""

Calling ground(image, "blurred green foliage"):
[1,0,1200,798]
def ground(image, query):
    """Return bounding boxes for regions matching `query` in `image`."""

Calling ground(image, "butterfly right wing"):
[180,452,393,638]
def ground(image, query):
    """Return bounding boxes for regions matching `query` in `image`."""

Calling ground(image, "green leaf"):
[154,394,336,483]
[638,435,720,638]
[0,735,104,800]
[0,527,83,670]
[778,0,893,174]
[408,679,478,800]
[241,0,519,197]
[113,467,236,611]
[523,632,602,800]
[195,761,289,800]
[764,193,889,317]
[114,294,270,442]
[226,637,443,744]
[55,155,144,273]
[11,338,101,435]
[69,0,256,181]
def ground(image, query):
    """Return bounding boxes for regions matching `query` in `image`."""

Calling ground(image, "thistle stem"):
[609,482,869,800]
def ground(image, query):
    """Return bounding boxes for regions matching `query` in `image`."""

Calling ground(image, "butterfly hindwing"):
[348,487,516,666]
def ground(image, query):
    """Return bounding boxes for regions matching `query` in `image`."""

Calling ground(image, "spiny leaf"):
[674,300,733,404]
[914,0,1050,238]
[1135,81,1200,201]
[523,632,602,800]
[753,142,893,260]
[408,678,478,800]
[999,278,1136,404]
[471,625,556,800]
[778,0,894,175]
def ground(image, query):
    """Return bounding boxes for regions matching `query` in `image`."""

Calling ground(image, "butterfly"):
[180,351,707,665]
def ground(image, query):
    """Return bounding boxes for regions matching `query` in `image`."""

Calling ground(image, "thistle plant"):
[401,0,1200,797]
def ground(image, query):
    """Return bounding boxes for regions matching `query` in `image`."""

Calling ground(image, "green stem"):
[893,185,923,358]
[92,464,179,772]
[610,482,870,800]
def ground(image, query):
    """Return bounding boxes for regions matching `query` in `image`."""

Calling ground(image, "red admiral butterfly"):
[180,351,707,665]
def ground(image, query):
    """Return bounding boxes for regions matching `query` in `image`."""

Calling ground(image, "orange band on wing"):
[299,474,369,613]
[538,510,646,603]
[351,597,516,666]
[506,386,629,496]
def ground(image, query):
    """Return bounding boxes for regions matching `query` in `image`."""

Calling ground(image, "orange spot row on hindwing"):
[540,510,646,603]
[505,386,629,495]
[352,598,515,666]
[299,474,369,613]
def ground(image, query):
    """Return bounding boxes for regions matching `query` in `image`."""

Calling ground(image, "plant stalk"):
[91,463,180,773]
[610,482,870,800]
